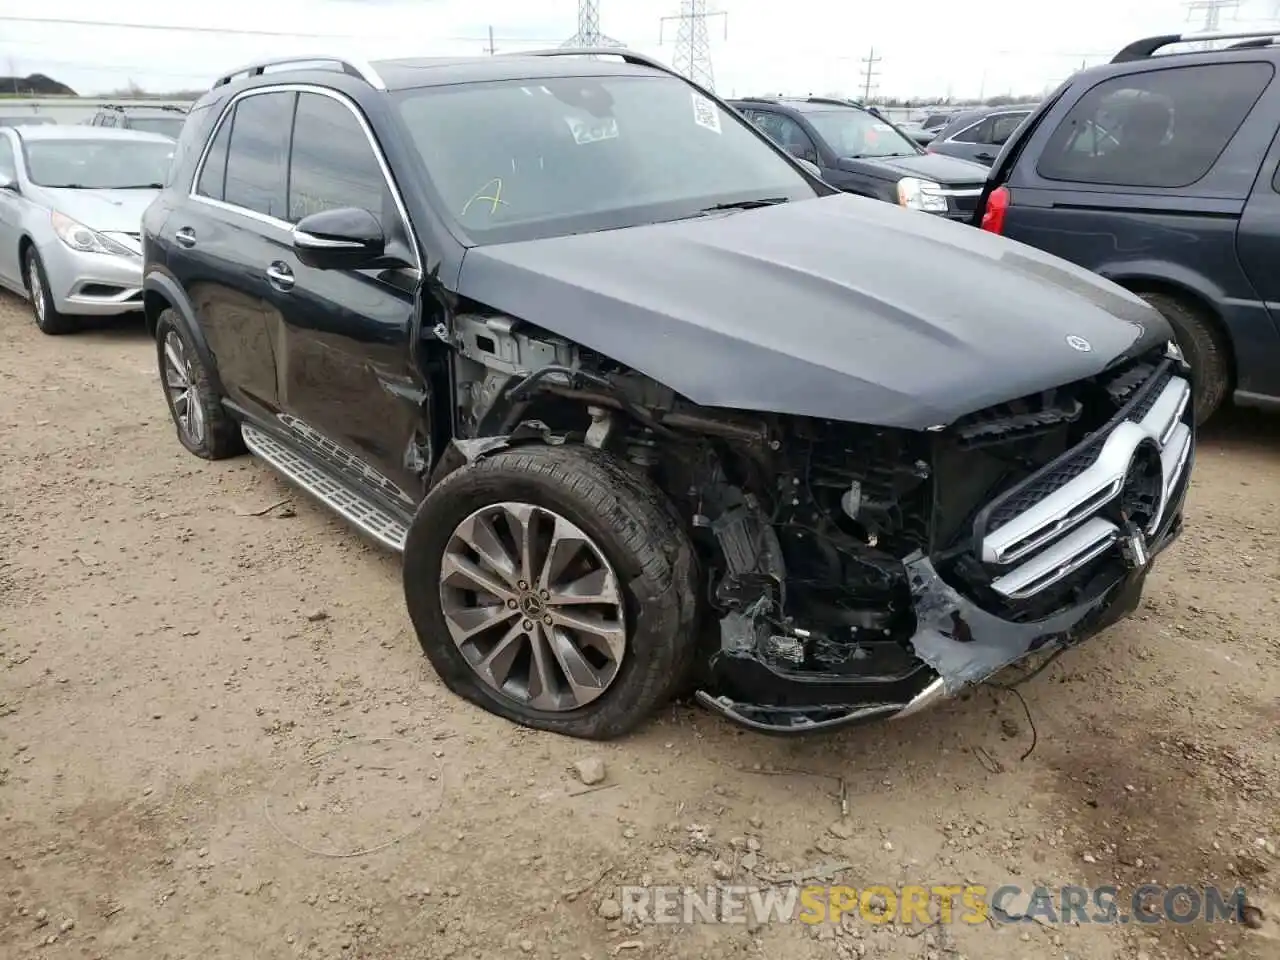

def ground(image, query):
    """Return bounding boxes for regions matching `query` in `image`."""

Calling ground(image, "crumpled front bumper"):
[696,499,1185,736]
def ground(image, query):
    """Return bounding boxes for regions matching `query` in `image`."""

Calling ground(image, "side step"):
[240,424,409,552]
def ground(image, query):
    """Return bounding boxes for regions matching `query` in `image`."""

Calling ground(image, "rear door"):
[264,89,425,506]
[170,89,295,418]
[935,111,1029,166]
[1234,104,1280,398]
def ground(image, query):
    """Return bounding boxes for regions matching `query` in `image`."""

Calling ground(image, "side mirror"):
[292,207,387,271]
[795,158,822,179]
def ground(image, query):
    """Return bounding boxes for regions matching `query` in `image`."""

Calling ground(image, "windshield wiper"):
[700,197,789,212]
[119,183,165,189]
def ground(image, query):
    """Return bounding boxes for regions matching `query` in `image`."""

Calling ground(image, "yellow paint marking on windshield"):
[461,178,507,216]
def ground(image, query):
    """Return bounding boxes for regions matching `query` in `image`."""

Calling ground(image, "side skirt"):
[240,422,411,553]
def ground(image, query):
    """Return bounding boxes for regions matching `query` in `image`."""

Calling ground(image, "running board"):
[240,424,408,552]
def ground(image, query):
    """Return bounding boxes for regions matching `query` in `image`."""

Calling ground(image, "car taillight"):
[981,185,1009,235]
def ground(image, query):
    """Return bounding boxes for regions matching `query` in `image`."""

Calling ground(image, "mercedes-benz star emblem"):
[1065,335,1093,352]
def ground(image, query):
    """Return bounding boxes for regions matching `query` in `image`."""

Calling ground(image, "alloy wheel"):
[438,502,627,712]
[162,331,206,446]
[27,260,45,326]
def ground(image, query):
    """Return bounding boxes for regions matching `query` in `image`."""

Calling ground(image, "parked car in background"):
[0,126,173,333]
[973,29,1280,422]
[902,109,960,145]
[0,115,56,128]
[729,96,988,221]
[142,50,1191,739]
[88,104,188,139]
[927,105,1034,166]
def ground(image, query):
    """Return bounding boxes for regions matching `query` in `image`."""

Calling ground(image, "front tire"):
[155,309,244,459]
[403,445,699,740]
[24,247,76,335]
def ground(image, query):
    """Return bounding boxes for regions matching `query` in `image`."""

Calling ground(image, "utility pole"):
[482,25,497,55]
[859,46,881,101]
[660,1,728,91]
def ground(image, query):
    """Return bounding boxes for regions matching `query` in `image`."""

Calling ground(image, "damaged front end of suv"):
[432,258,1193,735]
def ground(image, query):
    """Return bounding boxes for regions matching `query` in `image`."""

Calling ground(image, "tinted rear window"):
[1035,62,1274,188]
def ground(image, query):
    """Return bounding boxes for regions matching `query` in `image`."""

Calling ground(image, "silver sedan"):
[0,125,174,334]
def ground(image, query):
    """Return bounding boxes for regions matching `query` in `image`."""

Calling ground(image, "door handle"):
[174,226,196,248]
[265,262,295,291]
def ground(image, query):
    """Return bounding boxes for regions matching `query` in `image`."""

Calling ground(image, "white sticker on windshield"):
[564,116,619,145]
[692,93,721,133]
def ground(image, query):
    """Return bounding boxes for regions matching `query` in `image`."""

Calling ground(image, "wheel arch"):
[143,272,227,398]
[1106,271,1236,390]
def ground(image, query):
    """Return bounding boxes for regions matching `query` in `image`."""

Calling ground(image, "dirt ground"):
[1,293,1278,960]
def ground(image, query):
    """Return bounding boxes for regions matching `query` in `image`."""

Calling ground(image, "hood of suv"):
[836,151,987,185]
[40,187,157,234]
[457,193,1171,430]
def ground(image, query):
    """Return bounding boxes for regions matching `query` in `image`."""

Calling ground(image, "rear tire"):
[403,444,699,740]
[155,309,244,460]
[24,247,77,335]
[1137,291,1229,425]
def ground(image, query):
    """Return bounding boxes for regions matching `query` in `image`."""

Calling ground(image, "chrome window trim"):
[945,111,1030,145]
[188,83,420,271]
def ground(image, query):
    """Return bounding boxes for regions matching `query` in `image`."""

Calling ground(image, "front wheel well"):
[17,235,34,281]
[1115,278,1235,387]
[143,289,173,339]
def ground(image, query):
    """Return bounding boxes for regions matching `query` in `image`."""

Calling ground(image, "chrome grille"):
[977,364,1192,601]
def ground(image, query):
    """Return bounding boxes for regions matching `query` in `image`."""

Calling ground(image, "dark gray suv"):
[141,48,1193,739]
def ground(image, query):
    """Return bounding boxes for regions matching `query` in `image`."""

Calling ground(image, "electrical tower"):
[1185,0,1240,48]
[860,46,881,101]
[560,0,623,48]
[660,1,728,91]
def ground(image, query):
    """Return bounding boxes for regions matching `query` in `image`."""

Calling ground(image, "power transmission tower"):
[860,46,881,101]
[1185,0,1239,48]
[561,0,623,48]
[660,1,728,91]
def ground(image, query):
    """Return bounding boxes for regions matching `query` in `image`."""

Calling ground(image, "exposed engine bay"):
[438,310,1190,732]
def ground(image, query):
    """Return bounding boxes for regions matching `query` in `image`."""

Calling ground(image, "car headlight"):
[896,177,949,213]
[50,210,136,258]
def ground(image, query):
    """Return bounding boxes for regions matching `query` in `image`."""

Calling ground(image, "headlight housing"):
[896,177,948,213]
[50,210,136,258]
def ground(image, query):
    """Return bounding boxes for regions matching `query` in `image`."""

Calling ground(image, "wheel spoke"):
[546,625,612,701]
[452,510,520,587]
[186,383,205,441]
[442,599,519,647]
[476,621,527,690]
[440,552,517,602]
[525,625,563,711]
[549,608,626,662]
[164,342,186,384]
[547,567,619,607]
[537,517,589,593]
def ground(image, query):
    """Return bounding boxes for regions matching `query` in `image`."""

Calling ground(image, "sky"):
[3,0,1280,100]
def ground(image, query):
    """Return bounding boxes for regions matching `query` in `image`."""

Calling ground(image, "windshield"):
[393,74,817,244]
[127,116,185,139]
[24,139,174,188]
[805,109,920,159]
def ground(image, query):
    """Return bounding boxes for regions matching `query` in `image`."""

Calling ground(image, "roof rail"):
[1112,30,1280,62]
[805,96,863,108]
[506,47,676,77]
[212,56,386,91]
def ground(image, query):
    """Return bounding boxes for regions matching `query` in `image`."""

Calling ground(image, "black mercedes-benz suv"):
[142,49,1194,739]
